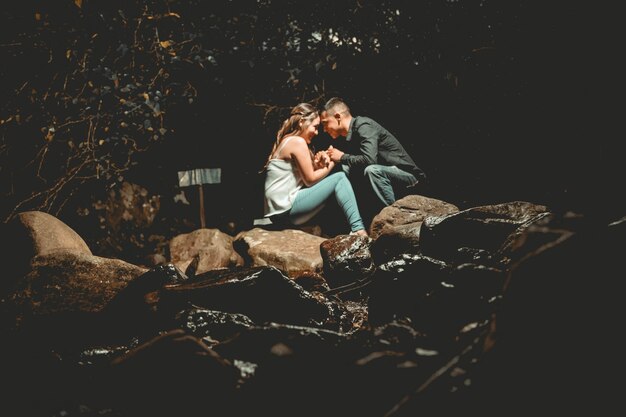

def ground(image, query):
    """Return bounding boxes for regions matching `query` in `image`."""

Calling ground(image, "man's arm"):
[340,121,379,168]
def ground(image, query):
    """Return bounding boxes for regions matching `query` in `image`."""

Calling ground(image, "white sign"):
[177,168,221,187]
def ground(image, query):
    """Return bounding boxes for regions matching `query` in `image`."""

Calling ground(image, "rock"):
[176,308,255,342]
[369,195,459,240]
[4,252,147,334]
[1,211,92,294]
[293,271,331,293]
[369,195,459,264]
[367,254,451,327]
[102,263,189,337]
[233,228,327,277]
[159,266,331,326]
[320,234,374,288]
[370,222,422,265]
[169,228,244,275]
[109,329,238,416]
[419,201,550,265]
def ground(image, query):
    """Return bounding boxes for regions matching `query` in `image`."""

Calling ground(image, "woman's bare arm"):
[283,137,335,186]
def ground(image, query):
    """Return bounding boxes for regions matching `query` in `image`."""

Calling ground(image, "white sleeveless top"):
[263,137,304,217]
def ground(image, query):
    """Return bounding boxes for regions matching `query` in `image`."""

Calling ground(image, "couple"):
[263,98,426,236]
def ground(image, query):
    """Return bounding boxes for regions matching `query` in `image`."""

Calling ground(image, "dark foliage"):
[1,1,619,260]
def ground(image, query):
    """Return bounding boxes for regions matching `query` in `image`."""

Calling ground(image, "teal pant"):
[290,171,365,232]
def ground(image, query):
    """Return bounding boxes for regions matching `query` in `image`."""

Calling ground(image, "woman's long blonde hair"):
[262,102,318,171]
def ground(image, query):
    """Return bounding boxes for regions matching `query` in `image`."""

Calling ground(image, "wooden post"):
[198,184,206,229]
[177,168,220,230]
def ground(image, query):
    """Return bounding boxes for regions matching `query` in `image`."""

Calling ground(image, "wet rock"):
[213,322,346,363]
[419,201,550,265]
[448,263,504,302]
[367,254,451,326]
[78,344,135,367]
[102,263,189,338]
[293,270,330,293]
[413,268,502,339]
[320,234,374,287]
[109,329,238,416]
[322,299,370,334]
[371,320,429,350]
[213,323,364,416]
[176,307,255,342]
[159,266,331,326]
[369,194,459,280]
[370,222,422,265]
[498,211,580,265]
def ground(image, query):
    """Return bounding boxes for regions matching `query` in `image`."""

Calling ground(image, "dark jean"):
[362,164,418,206]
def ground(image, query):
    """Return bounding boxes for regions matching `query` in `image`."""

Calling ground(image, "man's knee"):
[364,164,383,178]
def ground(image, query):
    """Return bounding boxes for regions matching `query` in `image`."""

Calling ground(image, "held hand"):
[314,150,330,168]
[327,146,344,162]
[320,151,331,166]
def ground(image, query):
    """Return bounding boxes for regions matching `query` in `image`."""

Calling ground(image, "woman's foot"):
[350,229,369,237]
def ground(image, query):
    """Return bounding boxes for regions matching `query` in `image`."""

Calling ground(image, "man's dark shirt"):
[339,116,426,179]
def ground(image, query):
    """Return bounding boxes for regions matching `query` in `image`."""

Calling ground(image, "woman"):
[263,103,367,236]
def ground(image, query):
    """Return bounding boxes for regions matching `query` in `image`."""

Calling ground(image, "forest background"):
[1,0,619,265]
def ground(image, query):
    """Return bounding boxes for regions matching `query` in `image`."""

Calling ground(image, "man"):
[321,97,426,207]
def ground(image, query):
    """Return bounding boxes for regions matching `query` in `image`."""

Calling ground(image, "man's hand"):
[327,145,344,162]
[313,150,330,168]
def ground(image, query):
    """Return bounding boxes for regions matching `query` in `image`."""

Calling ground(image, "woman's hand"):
[284,137,334,186]
[313,150,330,169]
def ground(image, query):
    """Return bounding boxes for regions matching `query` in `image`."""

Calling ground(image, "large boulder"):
[159,266,331,326]
[369,195,459,264]
[0,211,92,295]
[4,252,147,333]
[169,228,244,275]
[233,228,327,277]
[419,201,550,266]
[369,195,460,240]
[3,210,91,256]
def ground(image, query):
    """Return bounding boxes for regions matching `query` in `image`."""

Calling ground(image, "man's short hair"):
[324,97,351,115]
